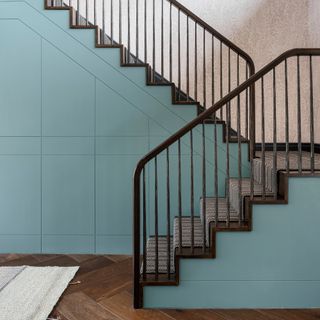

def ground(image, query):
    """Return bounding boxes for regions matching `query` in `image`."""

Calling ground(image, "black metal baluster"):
[212,36,219,227]
[136,0,139,62]
[245,64,249,139]
[186,16,190,101]
[219,41,223,120]
[169,3,172,82]
[212,36,215,105]
[190,131,194,252]
[285,59,289,173]
[309,55,315,173]
[154,157,159,278]
[273,68,277,198]
[203,29,206,107]
[166,148,171,277]
[297,56,302,174]
[85,0,88,26]
[110,0,114,45]
[227,48,231,131]
[94,0,97,26]
[152,0,155,81]
[226,101,230,227]
[178,9,181,99]
[261,77,266,199]
[202,122,206,250]
[237,54,242,223]
[127,0,131,62]
[161,0,164,80]
[178,139,182,252]
[144,0,147,62]
[142,167,147,279]
[77,0,80,25]
[194,22,198,101]
[119,0,122,44]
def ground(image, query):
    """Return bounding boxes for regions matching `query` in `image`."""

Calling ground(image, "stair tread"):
[255,151,320,170]
[229,178,274,196]
[143,237,175,274]
[173,217,205,249]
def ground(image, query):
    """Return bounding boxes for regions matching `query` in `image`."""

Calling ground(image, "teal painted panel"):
[96,235,132,254]
[95,79,148,136]
[96,137,148,155]
[42,137,94,155]
[144,177,320,308]
[0,156,41,234]
[0,20,41,136]
[96,155,142,236]
[144,281,320,309]
[42,155,94,235]
[0,138,41,155]
[42,235,94,254]
[0,235,41,254]
[42,40,95,136]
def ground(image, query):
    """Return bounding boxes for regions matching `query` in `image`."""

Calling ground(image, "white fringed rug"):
[0,266,79,320]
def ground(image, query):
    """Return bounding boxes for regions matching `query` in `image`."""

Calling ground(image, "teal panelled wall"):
[0,0,247,253]
[145,177,320,308]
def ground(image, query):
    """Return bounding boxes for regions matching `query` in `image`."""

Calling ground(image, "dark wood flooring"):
[0,254,319,320]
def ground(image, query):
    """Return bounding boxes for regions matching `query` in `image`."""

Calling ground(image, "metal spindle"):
[101,0,106,44]
[285,59,289,173]
[144,0,147,62]
[186,16,190,100]
[220,41,223,120]
[77,0,80,25]
[110,0,114,44]
[226,101,230,226]
[152,0,155,81]
[178,9,181,98]
[190,131,194,252]
[85,0,88,26]
[237,55,242,222]
[227,48,231,128]
[142,167,147,278]
[245,64,249,139]
[261,77,266,199]
[273,68,277,198]
[136,0,139,62]
[212,36,219,228]
[154,157,159,278]
[297,56,302,174]
[166,148,171,276]
[202,123,206,250]
[119,0,122,44]
[203,29,206,107]
[178,139,182,252]
[309,56,315,173]
[127,0,131,62]
[161,0,164,80]
[94,0,97,26]
[169,3,172,82]
[194,22,198,101]
[212,36,215,105]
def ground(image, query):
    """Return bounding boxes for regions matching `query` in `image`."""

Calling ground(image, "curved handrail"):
[133,48,320,308]
[168,0,255,70]
[134,48,320,173]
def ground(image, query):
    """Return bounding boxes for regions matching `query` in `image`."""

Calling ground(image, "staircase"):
[44,0,320,310]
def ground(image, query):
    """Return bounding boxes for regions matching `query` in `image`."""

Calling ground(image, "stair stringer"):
[142,172,320,308]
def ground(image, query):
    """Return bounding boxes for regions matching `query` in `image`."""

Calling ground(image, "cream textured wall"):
[179,0,320,143]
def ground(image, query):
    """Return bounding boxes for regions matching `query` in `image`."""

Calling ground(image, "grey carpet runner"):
[142,151,319,274]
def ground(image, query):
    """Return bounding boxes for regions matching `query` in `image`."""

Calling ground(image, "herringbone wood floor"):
[0,254,319,320]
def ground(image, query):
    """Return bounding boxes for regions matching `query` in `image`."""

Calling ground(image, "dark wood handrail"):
[133,48,320,308]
